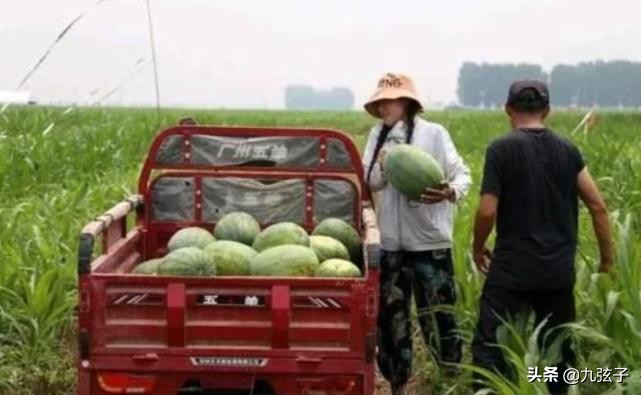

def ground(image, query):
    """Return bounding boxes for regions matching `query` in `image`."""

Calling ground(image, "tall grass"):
[0,106,639,394]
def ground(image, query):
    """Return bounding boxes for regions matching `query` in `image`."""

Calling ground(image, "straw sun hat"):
[364,73,424,118]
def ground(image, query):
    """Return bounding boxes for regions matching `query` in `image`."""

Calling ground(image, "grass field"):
[0,106,640,394]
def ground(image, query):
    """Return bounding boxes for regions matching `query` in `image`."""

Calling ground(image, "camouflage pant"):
[377,249,462,386]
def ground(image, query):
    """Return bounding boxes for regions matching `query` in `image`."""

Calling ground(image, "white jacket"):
[362,117,472,251]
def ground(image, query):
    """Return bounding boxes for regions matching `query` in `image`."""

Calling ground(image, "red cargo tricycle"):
[76,121,381,394]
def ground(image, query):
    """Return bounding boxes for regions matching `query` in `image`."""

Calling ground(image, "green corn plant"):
[1,107,640,394]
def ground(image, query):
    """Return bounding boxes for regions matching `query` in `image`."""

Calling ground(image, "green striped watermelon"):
[204,240,257,276]
[314,259,362,278]
[157,247,217,276]
[383,144,445,200]
[252,222,309,252]
[250,245,319,277]
[167,227,215,251]
[309,235,349,263]
[312,218,361,261]
[214,212,260,246]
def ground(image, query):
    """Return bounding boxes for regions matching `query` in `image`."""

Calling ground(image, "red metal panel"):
[349,283,367,354]
[194,176,203,223]
[92,280,107,350]
[89,345,364,359]
[91,272,366,287]
[186,325,271,343]
[105,304,166,322]
[271,285,290,349]
[186,306,272,323]
[290,309,350,324]
[117,253,140,275]
[86,355,371,374]
[289,327,350,345]
[182,133,192,165]
[102,219,124,254]
[92,230,142,273]
[85,371,368,395]
[76,366,90,395]
[78,275,92,330]
[166,283,185,347]
[305,178,314,230]
[319,136,328,167]
[103,325,167,345]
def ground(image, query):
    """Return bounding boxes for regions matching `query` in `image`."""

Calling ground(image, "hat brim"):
[364,88,424,118]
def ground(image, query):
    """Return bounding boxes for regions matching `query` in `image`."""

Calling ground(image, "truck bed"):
[76,125,380,394]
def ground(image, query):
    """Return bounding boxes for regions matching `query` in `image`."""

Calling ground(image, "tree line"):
[457,60,641,108]
[285,85,354,110]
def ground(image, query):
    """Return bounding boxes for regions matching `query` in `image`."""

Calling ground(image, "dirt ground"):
[375,368,422,395]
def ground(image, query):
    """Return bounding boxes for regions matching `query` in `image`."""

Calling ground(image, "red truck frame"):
[76,122,381,394]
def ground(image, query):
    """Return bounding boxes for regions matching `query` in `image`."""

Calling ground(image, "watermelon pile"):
[130,211,363,278]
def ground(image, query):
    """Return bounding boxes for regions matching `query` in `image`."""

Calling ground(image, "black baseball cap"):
[507,79,550,105]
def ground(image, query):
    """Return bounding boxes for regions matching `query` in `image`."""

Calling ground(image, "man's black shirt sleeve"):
[480,145,501,197]
[571,144,586,173]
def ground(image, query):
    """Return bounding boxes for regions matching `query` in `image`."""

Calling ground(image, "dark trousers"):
[471,284,576,394]
[377,249,462,387]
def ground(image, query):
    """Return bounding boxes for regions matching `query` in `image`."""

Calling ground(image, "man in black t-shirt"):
[471,80,614,394]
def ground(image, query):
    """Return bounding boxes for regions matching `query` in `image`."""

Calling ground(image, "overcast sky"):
[1,0,640,109]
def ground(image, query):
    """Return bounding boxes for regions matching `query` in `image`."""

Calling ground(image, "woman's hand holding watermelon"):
[419,183,455,204]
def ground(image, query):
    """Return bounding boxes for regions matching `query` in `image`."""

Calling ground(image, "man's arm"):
[472,144,501,273]
[577,168,614,272]
[473,194,498,273]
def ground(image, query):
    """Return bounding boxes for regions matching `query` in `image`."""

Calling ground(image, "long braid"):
[366,124,392,182]
[405,101,420,144]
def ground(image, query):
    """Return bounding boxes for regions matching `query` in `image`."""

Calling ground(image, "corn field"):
[0,106,640,394]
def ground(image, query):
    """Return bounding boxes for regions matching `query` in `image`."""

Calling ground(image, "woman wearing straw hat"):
[362,73,471,394]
